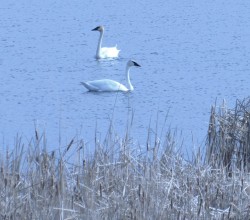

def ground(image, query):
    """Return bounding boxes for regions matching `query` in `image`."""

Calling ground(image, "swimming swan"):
[92,26,120,59]
[81,60,141,92]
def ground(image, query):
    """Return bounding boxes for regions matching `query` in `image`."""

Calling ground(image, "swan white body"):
[92,26,120,59]
[81,60,140,92]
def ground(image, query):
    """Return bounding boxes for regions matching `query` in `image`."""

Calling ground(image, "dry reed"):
[0,99,250,219]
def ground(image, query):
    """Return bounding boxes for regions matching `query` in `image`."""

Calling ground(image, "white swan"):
[81,60,141,92]
[92,26,120,59]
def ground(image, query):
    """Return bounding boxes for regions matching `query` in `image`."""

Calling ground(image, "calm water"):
[1,0,250,150]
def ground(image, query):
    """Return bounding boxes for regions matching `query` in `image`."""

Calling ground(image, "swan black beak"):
[133,61,141,67]
[92,26,99,31]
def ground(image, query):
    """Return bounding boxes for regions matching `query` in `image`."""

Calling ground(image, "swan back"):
[100,46,120,59]
[81,80,128,92]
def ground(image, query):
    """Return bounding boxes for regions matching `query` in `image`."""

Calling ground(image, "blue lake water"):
[1,0,250,151]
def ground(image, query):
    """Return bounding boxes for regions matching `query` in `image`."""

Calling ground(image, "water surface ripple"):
[1,0,250,149]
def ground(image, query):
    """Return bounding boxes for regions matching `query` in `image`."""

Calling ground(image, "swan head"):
[127,60,141,67]
[92,26,104,32]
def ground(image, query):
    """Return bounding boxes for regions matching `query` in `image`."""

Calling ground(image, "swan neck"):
[126,65,134,91]
[96,30,103,58]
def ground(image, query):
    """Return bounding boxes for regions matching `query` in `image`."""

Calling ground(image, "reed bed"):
[1,99,250,219]
[206,98,250,172]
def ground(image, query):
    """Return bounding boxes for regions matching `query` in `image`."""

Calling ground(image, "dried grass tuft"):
[0,98,250,219]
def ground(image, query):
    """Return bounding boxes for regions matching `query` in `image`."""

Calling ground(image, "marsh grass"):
[1,99,250,219]
[206,98,250,172]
